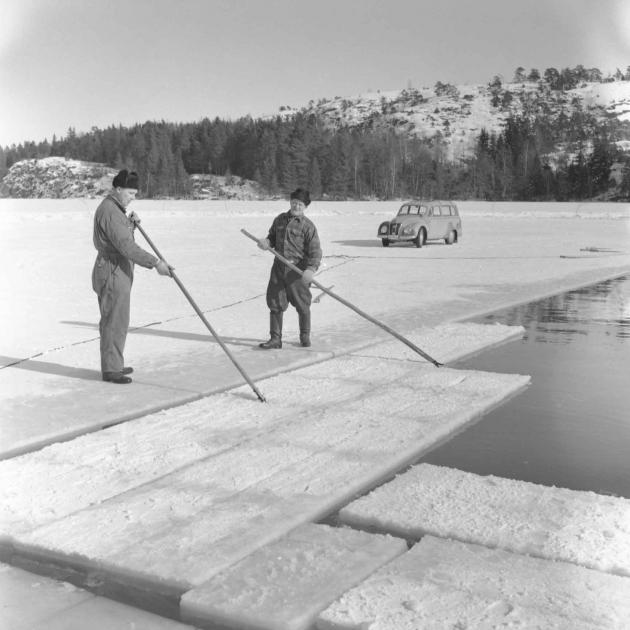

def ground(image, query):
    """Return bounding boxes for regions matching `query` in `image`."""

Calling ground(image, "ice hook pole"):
[136,223,267,402]
[241,229,443,367]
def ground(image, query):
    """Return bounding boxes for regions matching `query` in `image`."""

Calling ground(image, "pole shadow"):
[61,321,262,347]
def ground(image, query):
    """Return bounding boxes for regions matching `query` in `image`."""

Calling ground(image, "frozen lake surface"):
[424,274,630,498]
[2,199,630,629]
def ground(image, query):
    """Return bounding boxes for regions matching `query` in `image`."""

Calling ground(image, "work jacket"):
[92,195,157,269]
[266,211,322,272]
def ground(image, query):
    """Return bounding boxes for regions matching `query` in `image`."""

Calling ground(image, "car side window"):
[441,205,451,216]
[410,206,419,215]
[433,207,441,216]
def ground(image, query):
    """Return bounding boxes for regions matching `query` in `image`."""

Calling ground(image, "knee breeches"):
[265,262,312,314]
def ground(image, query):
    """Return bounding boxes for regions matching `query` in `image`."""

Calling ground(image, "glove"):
[301,269,315,285]
[155,260,173,276]
[128,211,141,225]
[257,238,271,250]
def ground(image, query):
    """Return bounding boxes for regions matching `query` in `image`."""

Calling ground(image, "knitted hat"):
[290,188,311,207]
[113,169,139,190]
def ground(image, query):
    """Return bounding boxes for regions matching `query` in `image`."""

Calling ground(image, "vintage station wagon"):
[377,200,462,247]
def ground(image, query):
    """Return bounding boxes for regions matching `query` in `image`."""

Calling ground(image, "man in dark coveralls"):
[92,169,172,384]
[257,188,322,349]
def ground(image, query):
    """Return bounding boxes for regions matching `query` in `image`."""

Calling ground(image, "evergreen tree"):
[543,68,561,90]
[527,68,541,82]
[513,67,526,83]
[588,135,613,194]
[308,158,323,198]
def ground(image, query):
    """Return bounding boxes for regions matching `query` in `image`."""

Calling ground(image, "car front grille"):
[390,223,400,235]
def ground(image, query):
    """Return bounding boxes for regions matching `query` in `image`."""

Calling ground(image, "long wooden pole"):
[241,229,442,367]
[136,223,267,402]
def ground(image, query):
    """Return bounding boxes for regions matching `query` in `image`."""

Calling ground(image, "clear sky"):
[1,0,629,147]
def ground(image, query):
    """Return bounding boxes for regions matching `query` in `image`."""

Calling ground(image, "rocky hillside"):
[0,157,267,200]
[279,79,630,162]
[0,158,117,198]
[189,173,268,200]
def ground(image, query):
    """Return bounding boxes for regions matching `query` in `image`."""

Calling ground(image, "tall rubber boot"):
[259,311,283,349]
[298,311,311,347]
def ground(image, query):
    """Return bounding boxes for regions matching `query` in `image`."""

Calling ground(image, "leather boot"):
[298,311,311,347]
[259,311,283,349]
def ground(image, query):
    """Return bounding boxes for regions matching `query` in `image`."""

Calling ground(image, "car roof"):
[400,200,455,205]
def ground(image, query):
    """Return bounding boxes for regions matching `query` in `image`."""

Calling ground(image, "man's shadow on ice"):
[0,356,101,380]
[61,321,261,347]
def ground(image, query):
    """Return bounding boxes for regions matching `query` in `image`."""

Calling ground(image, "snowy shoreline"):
[1,198,629,219]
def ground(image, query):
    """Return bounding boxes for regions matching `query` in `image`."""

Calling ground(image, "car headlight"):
[402,225,415,235]
[378,224,389,235]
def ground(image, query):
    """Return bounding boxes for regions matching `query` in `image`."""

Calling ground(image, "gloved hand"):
[257,238,271,250]
[155,260,174,276]
[128,211,141,225]
[301,269,315,285]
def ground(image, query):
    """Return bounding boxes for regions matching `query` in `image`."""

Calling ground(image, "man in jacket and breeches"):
[92,169,172,384]
[258,188,322,349]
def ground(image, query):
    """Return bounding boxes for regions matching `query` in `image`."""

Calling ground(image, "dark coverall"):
[92,196,157,375]
[265,211,322,340]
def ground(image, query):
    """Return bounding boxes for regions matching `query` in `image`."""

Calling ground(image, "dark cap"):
[290,188,311,207]
[113,169,139,190]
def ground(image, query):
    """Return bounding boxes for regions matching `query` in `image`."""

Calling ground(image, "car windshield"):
[398,204,427,216]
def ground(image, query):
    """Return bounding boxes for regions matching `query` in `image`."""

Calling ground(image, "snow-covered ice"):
[338,463,630,576]
[1,199,629,625]
[8,357,528,590]
[0,322,523,537]
[316,535,630,630]
[180,523,406,630]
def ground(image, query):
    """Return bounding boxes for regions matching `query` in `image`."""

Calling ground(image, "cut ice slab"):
[338,463,630,577]
[316,536,630,630]
[9,357,528,594]
[0,322,526,539]
[180,523,406,630]
[0,320,522,460]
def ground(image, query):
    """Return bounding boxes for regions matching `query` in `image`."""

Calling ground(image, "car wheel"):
[414,228,426,248]
[446,230,456,245]
[382,238,390,247]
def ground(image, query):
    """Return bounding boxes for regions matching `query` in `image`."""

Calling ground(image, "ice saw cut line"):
[241,228,443,367]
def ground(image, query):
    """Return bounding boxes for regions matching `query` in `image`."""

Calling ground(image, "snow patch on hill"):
[287,80,630,161]
[0,157,267,200]
[0,157,117,198]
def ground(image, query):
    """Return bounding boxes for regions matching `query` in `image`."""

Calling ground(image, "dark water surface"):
[421,274,630,498]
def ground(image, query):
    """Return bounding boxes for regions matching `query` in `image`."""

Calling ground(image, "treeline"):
[469,117,621,200]
[0,116,466,199]
[509,64,630,90]
[1,77,628,200]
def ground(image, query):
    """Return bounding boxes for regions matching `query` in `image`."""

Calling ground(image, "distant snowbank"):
[0,199,628,219]
[456,201,630,219]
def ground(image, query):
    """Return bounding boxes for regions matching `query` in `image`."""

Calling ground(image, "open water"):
[421,274,630,498]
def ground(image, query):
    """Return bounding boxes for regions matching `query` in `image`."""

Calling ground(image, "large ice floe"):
[316,536,630,630]
[339,462,630,577]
